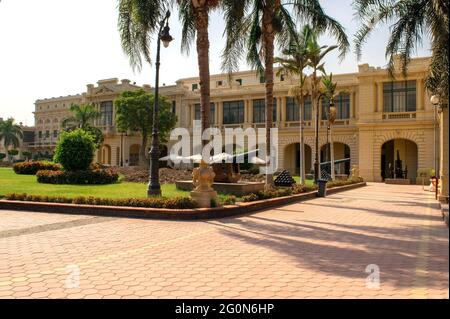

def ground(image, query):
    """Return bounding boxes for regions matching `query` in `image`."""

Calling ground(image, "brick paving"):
[0,183,448,299]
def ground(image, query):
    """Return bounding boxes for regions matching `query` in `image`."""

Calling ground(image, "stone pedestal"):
[190,189,218,208]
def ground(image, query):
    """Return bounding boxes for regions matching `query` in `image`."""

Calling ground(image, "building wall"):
[27,57,440,184]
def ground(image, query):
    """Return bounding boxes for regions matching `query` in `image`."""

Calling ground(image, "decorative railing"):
[285,121,312,128]
[382,112,416,120]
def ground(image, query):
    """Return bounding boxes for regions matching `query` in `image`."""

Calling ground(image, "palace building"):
[27,56,447,193]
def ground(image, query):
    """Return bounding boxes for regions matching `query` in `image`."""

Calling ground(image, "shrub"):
[242,193,259,202]
[21,151,32,159]
[221,195,237,206]
[36,169,119,185]
[0,153,6,160]
[7,149,19,156]
[326,177,364,189]
[53,129,95,171]
[13,161,61,175]
[4,193,197,209]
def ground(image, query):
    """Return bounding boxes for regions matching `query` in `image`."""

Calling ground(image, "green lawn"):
[0,168,314,200]
[0,168,189,199]
[293,176,314,186]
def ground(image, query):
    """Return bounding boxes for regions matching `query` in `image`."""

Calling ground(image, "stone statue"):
[190,160,218,208]
[350,165,360,179]
[394,150,404,178]
[192,161,215,192]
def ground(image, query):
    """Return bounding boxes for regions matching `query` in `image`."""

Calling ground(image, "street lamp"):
[314,93,335,183]
[147,10,173,197]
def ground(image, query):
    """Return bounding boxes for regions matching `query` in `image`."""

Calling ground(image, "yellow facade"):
[27,57,445,187]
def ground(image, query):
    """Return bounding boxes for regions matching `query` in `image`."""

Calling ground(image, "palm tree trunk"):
[298,93,305,185]
[312,72,320,182]
[194,4,211,150]
[262,8,275,189]
[140,134,148,167]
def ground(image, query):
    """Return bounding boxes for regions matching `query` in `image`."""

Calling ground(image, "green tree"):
[275,25,313,184]
[53,129,95,171]
[221,0,349,188]
[118,0,220,148]
[61,103,104,148]
[22,151,32,161]
[305,30,337,181]
[115,89,177,167]
[0,118,23,162]
[354,0,449,99]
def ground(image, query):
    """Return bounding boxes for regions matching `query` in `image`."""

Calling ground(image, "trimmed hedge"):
[240,179,364,203]
[36,169,119,185]
[326,177,364,189]
[241,185,319,202]
[13,161,61,175]
[3,193,197,209]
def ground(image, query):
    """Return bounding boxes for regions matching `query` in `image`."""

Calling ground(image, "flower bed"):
[3,193,197,209]
[13,161,61,175]
[36,169,119,185]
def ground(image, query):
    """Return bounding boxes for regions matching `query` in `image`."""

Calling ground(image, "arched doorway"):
[100,145,111,165]
[320,142,351,175]
[129,144,140,166]
[381,139,418,182]
[284,143,312,175]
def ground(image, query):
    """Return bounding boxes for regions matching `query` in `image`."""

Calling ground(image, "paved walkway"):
[0,183,448,299]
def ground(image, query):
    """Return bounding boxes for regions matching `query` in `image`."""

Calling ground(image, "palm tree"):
[61,103,100,130]
[221,0,349,188]
[118,0,220,148]
[275,25,313,185]
[305,30,338,182]
[354,0,449,99]
[0,118,23,162]
[61,103,103,148]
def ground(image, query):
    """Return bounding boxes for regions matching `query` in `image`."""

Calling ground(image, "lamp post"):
[314,93,335,183]
[314,93,325,183]
[147,10,173,197]
[328,98,336,180]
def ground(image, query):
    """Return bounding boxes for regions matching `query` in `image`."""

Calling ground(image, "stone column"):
[377,82,383,113]
[247,99,253,125]
[417,78,424,110]
[279,97,285,128]
[349,91,355,119]
[217,101,223,126]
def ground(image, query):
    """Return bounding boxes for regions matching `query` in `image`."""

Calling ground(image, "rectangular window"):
[286,97,299,122]
[252,99,277,123]
[171,101,176,114]
[100,101,113,126]
[383,80,416,112]
[45,130,50,138]
[223,100,244,124]
[38,131,42,138]
[216,80,223,87]
[192,83,198,91]
[303,97,312,121]
[194,103,215,124]
[259,76,266,84]
[336,93,350,119]
[53,130,58,138]
[236,79,242,86]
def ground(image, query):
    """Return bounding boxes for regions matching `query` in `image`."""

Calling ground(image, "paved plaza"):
[0,183,448,299]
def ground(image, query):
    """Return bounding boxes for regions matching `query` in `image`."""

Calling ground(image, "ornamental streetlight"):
[314,93,335,183]
[147,10,173,197]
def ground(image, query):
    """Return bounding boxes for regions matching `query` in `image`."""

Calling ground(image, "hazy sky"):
[0,0,431,126]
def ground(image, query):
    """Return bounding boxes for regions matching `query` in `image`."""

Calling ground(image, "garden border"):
[0,182,366,220]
